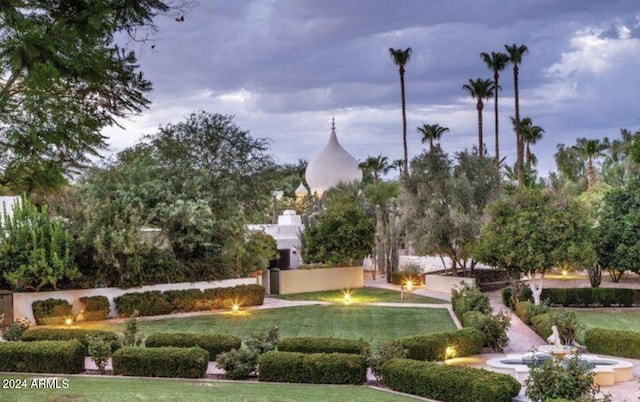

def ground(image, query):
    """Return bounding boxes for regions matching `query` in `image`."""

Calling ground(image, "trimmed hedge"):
[114,291,173,317]
[584,328,640,359]
[114,285,266,317]
[391,272,425,286]
[396,328,484,361]
[541,287,635,307]
[32,298,73,325]
[112,346,209,378]
[501,286,533,309]
[145,332,240,360]
[515,301,548,325]
[531,313,553,340]
[258,351,367,384]
[0,340,85,373]
[277,337,370,355]
[381,358,521,402]
[79,295,110,321]
[20,329,120,354]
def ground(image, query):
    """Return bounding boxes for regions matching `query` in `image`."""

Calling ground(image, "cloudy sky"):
[103,0,640,177]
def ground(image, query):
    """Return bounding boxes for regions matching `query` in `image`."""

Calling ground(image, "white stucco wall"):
[424,274,475,294]
[13,278,257,324]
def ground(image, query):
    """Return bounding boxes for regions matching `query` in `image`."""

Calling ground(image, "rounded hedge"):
[112,346,209,378]
[277,337,370,355]
[381,358,521,402]
[258,351,367,384]
[31,298,73,325]
[79,295,110,321]
[396,328,484,361]
[0,340,85,373]
[145,332,240,360]
[584,328,640,359]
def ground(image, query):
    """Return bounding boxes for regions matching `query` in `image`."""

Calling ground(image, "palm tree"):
[572,138,609,188]
[417,123,449,152]
[462,78,494,157]
[512,117,544,165]
[391,159,404,176]
[358,155,394,182]
[480,51,510,164]
[504,43,529,183]
[389,47,412,176]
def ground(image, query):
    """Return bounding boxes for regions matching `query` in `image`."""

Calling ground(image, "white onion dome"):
[294,182,309,198]
[305,119,362,197]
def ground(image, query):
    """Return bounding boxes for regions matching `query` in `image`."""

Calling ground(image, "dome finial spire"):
[331,115,336,131]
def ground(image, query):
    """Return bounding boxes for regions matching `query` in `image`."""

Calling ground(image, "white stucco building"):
[247,210,305,269]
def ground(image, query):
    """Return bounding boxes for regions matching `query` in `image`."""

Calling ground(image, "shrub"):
[79,295,110,321]
[216,347,258,379]
[501,283,533,309]
[584,328,640,359]
[391,271,424,286]
[145,332,240,359]
[541,288,635,307]
[515,300,549,325]
[369,340,408,381]
[31,298,73,325]
[258,351,367,384]
[551,309,581,346]
[278,337,370,355]
[396,328,484,361]
[451,282,491,320]
[163,289,208,312]
[112,346,209,378]
[531,313,554,340]
[1,317,31,341]
[114,291,172,317]
[524,354,599,402]
[0,340,85,373]
[21,328,120,353]
[245,325,279,354]
[202,284,266,310]
[122,312,144,347]
[87,334,112,374]
[380,358,521,402]
[462,311,511,352]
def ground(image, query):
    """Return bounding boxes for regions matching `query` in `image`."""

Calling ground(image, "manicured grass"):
[69,305,456,345]
[0,375,414,401]
[277,287,448,304]
[572,309,640,343]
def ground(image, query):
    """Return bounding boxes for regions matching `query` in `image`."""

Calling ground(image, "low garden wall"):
[424,274,475,295]
[13,278,257,324]
[278,267,363,294]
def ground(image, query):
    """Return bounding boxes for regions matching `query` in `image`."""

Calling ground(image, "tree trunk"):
[587,157,595,188]
[513,64,524,185]
[400,68,408,176]
[493,71,500,165]
[527,271,545,305]
[477,99,484,157]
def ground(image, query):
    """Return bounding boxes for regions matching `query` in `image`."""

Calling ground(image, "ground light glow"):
[65,318,73,326]
[404,279,414,292]
[343,290,352,303]
[445,346,456,360]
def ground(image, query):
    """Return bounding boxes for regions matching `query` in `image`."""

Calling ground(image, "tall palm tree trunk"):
[477,100,484,157]
[587,157,595,188]
[493,72,500,164]
[513,64,524,184]
[400,68,408,176]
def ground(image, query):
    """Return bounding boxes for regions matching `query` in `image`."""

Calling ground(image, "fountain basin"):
[486,354,634,386]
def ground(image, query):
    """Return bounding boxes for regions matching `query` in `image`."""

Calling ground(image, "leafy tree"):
[236,231,276,277]
[417,123,449,153]
[601,128,640,187]
[480,51,510,164]
[302,190,375,266]
[403,148,501,276]
[388,47,412,176]
[462,78,494,157]
[593,178,640,282]
[0,1,188,193]
[504,43,529,183]
[554,143,587,186]
[0,196,79,290]
[475,188,595,304]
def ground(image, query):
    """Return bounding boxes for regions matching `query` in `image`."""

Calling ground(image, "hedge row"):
[277,337,369,355]
[500,286,533,309]
[584,328,640,359]
[381,358,521,402]
[31,299,72,325]
[390,272,425,286]
[540,287,636,307]
[396,328,484,361]
[112,346,209,378]
[0,340,85,373]
[79,295,110,321]
[145,332,240,360]
[530,313,553,340]
[114,284,265,317]
[20,329,120,354]
[258,351,367,384]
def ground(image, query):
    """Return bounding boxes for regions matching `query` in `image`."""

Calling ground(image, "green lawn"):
[68,305,456,345]
[572,309,640,343]
[277,287,448,304]
[0,375,414,402]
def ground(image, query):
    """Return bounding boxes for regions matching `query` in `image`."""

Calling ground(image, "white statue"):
[547,325,562,347]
